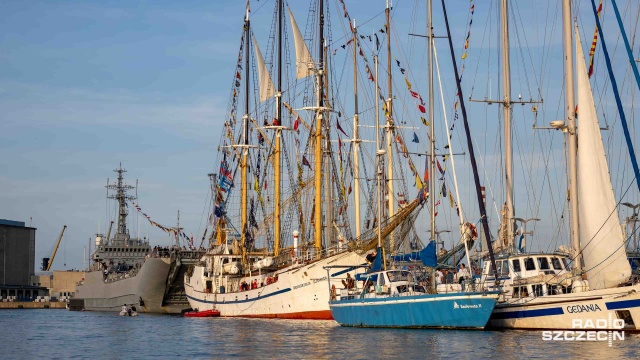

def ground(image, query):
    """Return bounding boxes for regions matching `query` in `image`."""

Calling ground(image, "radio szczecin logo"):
[541,313,625,347]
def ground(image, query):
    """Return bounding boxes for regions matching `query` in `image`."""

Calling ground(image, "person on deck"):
[457,264,470,284]
[342,273,355,289]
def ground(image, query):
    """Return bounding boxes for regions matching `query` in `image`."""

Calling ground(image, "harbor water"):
[1,310,639,359]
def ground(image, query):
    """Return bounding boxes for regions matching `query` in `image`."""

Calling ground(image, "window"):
[537,257,550,270]
[512,259,521,273]
[562,258,572,271]
[520,286,529,297]
[495,261,502,276]
[532,284,544,297]
[500,261,509,276]
[524,258,536,271]
[551,257,563,270]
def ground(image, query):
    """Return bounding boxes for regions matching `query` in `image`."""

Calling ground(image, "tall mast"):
[428,0,435,243]
[352,19,362,239]
[375,55,384,267]
[562,0,580,271]
[106,163,135,244]
[314,0,325,257]
[500,0,514,251]
[241,5,250,264]
[274,0,283,255]
[385,0,395,249]
[324,44,334,248]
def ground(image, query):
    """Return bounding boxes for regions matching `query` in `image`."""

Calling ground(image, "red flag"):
[302,156,311,168]
[293,117,300,131]
[236,71,241,80]
[336,120,348,136]
[418,104,426,113]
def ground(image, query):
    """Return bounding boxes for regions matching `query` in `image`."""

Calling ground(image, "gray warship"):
[69,164,203,314]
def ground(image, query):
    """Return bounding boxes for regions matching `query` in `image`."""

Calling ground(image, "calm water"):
[1,309,639,359]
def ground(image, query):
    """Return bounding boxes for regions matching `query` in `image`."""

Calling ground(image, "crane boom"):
[45,225,67,271]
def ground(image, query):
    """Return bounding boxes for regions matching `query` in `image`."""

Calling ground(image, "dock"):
[0,302,67,309]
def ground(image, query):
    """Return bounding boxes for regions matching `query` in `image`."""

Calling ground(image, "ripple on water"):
[0,310,638,359]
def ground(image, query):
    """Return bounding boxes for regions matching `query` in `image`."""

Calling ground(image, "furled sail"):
[253,37,275,102]
[287,7,315,79]
[575,25,631,289]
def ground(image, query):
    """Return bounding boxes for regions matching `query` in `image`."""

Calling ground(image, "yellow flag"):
[449,192,454,207]
[416,174,423,189]
[405,77,412,90]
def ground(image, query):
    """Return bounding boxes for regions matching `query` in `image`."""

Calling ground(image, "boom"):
[45,225,67,271]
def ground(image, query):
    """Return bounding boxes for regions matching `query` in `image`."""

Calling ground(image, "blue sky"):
[1,0,639,271]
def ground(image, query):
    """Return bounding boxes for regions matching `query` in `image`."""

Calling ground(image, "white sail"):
[253,37,275,102]
[575,25,631,289]
[288,7,315,79]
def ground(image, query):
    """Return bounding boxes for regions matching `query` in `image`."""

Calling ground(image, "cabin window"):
[517,286,528,298]
[378,274,386,286]
[524,258,536,271]
[562,258,572,271]
[496,261,503,276]
[537,257,550,270]
[500,261,509,276]
[512,259,521,273]
[532,284,544,297]
[551,257,563,270]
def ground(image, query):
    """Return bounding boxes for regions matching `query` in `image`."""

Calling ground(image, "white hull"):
[185,250,366,319]
[490,283,640,330]
[74,258,187,314]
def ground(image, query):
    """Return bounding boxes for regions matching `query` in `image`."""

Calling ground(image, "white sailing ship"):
[184,1,423,319]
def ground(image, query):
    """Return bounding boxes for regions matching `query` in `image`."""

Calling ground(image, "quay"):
[0,302,67,309]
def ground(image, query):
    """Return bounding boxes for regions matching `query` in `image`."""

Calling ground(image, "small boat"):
[119,310,138,316]
[183,309,220,318]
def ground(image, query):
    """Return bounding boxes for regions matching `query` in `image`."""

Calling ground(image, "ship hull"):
[330,292,498,329]
[73,258,188,314]
[185,251,366,319]
[490,284,640,330]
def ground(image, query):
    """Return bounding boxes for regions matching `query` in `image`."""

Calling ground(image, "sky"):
[1,0,639,271]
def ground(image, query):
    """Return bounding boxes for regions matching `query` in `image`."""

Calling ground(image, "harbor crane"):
[42,225,67,271]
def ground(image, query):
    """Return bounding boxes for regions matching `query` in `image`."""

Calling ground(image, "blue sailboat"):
[326,243,499,329]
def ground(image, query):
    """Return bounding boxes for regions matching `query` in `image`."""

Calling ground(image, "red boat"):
[183,309,220,318]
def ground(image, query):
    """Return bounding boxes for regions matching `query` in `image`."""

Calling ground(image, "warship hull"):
[73,258,188,314]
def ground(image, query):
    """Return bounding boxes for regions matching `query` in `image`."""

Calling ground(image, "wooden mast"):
[240,5,250,265]
[385,0,395,249]
[314,0,325,257]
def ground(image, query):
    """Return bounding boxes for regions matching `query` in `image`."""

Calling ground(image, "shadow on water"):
[1,310,638,359]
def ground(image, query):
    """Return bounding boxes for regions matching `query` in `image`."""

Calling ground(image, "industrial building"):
[0,219,45,300]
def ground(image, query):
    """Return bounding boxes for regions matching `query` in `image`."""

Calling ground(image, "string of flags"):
[128,200,191,240]
[588,0,603,78]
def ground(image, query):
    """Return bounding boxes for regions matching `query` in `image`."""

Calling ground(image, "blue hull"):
[330,292,498,329]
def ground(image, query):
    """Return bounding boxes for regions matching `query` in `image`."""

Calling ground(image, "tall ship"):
[70,165,203,314]
[185,0,427,319]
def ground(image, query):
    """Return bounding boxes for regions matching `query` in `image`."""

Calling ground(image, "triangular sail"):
[253,37,275,102]
[575,25,632,289]
[288,7,315,79]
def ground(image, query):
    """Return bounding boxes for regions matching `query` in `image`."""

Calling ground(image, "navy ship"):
[70,165,202,314]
